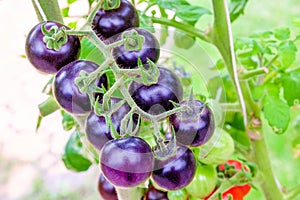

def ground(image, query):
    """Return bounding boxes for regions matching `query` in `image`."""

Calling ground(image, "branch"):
[31,0,64,23]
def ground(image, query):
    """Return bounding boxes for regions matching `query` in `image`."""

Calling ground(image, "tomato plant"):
[26,0,300,200]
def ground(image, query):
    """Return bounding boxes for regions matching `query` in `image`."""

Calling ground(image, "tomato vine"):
[26,0,300,200]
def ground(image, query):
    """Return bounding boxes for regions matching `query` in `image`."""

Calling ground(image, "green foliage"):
[68,0,78,4]
[79,37,104,64]
[61,110,76,131]
[281,72,300,106]
[263,95,290,134]
[155,0,211,24]
[62,131,93,172]
[229,0,248,22]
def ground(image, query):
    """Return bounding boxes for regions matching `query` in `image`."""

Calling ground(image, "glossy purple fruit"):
[169,100,214,147]
[85,98,138,151]
[92,0,139,40]
[129,67,183,116]
[100,136,154,188]
[131,84,179,116]
[53,60,108,115]
[129,67,183,101]
[143,186,168,200]
[25,21,81,74]
[98,173,118,200]
[113,28,160,69]
[151,146,196,191]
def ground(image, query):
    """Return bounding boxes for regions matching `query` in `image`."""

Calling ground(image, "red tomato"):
[204,160,252,200]
[222,185,251,200]
[218,160,247,171]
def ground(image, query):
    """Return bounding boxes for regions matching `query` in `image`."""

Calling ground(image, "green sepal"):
[41,23,68,51]
[102,0,121,10]
[137,58,160,86]
[122,29,145,51]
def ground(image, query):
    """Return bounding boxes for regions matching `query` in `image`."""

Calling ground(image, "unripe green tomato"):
[186,164,217,198]
[167,189,188,200]
[198,128,235,165]
[173,31,196,49]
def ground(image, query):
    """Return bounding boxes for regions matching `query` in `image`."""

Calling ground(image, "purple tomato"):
[25,21,80,74]
[53,60,108,115]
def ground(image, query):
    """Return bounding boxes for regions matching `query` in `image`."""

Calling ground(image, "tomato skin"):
[113,28,160,69]
[169,100,214,147]
[98,174,118,200]
[219,160,251,199]
[53,60,108,115]
[92,0,139,40]
[151,146,196,191]
[129,67,183,116]
[199,128,235,165]
[143,186,168,200]
[25,21,81,74]
[85,98,138,151]
[222,187,244,200]
[218,160,248,172]
[186,164,217,198]
[129,67,183,101]
[100,136,154,188]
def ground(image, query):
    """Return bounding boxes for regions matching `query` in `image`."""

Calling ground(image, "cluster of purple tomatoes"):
[25,0,215,199]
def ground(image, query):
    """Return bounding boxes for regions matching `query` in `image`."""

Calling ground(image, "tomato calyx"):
[101,0,121,10]
[122,29,145,51]
[41,23,68,51]
[153,130,177,161]
[136,59,160,86]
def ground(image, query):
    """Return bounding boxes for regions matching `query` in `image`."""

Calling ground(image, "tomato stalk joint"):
[41,23,68,51]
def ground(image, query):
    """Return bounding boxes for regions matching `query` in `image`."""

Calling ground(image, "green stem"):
[211,1,285,199]
[252,132,284,200]
[31,0,63,23]
[151,17,211,43]
[211,0,247,127]
[102,77,125,110]
[85,0,103,26]
[286,184,300,200]
[38,96,60,117]
[239,68,268,80]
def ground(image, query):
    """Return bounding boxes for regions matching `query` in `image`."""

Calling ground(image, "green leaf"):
[252,85,265,101]
[138,11,155,32]
[175,6,211,23]
[67,21,77,29]
[207,75,237,103]
[88,0,96,7]
[62,131,92,172]
[61,110,75,131]
[229,0,249,22]
[155,0,211,23]
[278,40,297,68]
[234,37,253,51]
[281,72,300,106]
[79,37,104,65]
[68,0,77,4]
[62,7,69,17]
[263,95,290,134]
[274,27,290,41]
[226,124,251,147]
[266,83,280,97]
